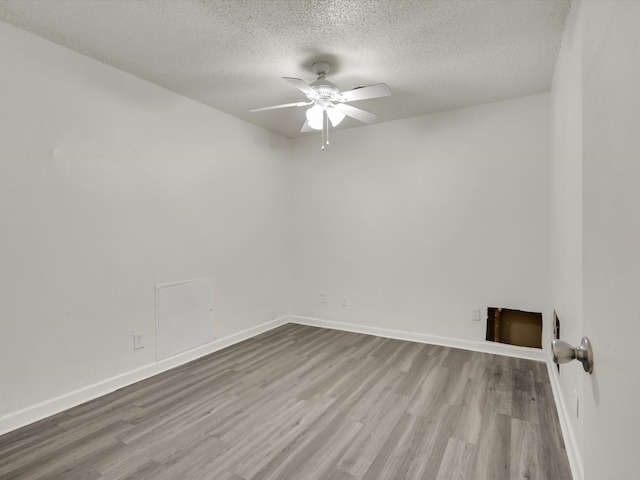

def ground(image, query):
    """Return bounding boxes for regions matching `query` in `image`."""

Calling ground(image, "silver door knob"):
[552,337,594,374]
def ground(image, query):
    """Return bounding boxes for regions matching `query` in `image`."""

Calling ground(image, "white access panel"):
[156,278,214,360]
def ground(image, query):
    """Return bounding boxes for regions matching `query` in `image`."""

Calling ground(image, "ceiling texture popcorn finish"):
[0,0,571,138]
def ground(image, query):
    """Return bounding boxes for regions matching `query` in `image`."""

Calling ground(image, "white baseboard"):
[291,315,548,361]
[0,316,290,436]
[291,315,582,480]
[546,361,584,480]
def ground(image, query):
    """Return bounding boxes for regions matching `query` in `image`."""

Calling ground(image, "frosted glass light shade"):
[327,107,345,127]
[306,104,324,130]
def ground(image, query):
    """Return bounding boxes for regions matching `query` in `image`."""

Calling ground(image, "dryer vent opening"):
[486,307,542,349]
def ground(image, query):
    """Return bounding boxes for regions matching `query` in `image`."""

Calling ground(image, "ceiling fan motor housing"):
[310,83,340,101]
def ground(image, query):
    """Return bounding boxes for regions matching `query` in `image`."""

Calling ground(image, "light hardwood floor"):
[0,324,572,479]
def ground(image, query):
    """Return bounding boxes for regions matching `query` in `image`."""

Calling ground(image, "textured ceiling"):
[0,0,570,138]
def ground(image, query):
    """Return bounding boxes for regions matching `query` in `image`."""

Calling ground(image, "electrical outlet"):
[472,309,482,321]
[341,296,348,307]
[133,332,144,350]
[320,292,327,304]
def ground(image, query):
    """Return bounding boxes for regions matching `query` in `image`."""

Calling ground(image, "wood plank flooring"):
[0,324,572,479]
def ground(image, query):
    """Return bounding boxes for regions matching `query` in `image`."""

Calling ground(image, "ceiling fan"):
[250,61,391,148]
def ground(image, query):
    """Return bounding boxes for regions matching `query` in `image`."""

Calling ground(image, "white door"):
[581,2,640,478]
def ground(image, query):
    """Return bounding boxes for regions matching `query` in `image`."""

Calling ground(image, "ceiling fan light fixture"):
[250,61,392,143]
[306,104,324,130]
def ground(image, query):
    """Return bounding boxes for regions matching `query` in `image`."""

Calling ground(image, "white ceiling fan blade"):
[250,101,311,112]
[335,103,380,124]
[300,120,315,133]
[340,83,391,102]
[283,77,317,98]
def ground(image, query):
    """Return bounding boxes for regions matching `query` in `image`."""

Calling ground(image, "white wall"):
[581,1,640,478]
[288,95,550,344]
[549,0,585,473]
[0,22,290,424]
[550,1,640,478]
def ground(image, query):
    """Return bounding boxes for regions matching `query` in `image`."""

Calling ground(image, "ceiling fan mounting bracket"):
[312,61,331,77]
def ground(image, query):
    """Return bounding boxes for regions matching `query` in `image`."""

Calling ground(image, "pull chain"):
[321,110,326,150]
[320,109,330,151]
[326,111,330,146]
